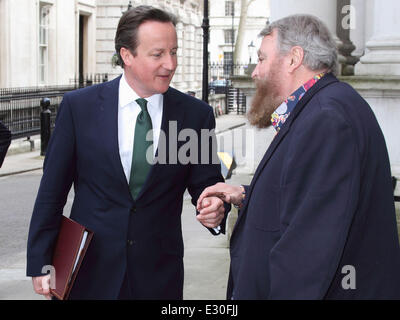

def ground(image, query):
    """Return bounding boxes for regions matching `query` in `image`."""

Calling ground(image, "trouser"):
[118,271,133,300]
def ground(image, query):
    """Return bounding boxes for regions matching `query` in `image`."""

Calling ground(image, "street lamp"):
[121,1,133,15]
[248,41,255,64]
[202,0,209,103]
[231,3,235,77]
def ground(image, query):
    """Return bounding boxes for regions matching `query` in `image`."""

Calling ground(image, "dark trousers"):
[118,271,133,300]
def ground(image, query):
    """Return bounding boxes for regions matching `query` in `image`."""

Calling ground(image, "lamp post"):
[121,1,133,15]
[248,41,255,64]
[231,3,234,77]
[202,0,209,103]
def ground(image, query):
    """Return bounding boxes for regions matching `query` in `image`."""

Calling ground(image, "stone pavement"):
[0,114,251,300]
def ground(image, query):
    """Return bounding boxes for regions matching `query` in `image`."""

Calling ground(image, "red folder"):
[50,216,93,300]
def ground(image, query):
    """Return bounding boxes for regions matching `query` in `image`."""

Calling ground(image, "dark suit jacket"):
[228,73,400,299]
[27,76,228,299]
[0,121,11,167]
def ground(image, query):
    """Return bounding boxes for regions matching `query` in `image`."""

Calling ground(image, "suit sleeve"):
[186,108,231,235]
[26,94,77,276]
[268,107,360,299]
[0,121,11,167]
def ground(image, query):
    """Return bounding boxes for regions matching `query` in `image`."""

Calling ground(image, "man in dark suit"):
[198,14,400,299]
[27,6,227,300]
[0,121,11,167]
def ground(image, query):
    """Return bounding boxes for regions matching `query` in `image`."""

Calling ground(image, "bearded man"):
[197,14,400,299]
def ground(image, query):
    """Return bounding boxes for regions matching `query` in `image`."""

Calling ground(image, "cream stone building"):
[96,0,204,94]
[209,0,269,66]
[0,0,205,93]
[0,0,97,87]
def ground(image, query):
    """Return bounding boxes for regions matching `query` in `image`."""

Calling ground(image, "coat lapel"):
[97,75,130,191]
[97,80,186,201]
[233,73,339,229]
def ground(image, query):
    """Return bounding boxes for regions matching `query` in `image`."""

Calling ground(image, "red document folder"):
[50,216,93,300]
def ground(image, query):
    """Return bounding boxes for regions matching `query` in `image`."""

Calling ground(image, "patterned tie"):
[129,98,153,199]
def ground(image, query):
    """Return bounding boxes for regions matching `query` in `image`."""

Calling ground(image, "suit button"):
[127,240,134,246]
[130,207,136,214]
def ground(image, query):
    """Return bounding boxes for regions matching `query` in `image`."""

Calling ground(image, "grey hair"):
[260,14,338,75]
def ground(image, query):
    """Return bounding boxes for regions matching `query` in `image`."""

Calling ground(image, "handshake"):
[196,183,244,229]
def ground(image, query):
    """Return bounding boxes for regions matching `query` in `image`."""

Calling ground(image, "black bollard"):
[40,98,51,156]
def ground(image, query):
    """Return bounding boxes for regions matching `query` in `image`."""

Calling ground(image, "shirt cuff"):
[212,225,221,234]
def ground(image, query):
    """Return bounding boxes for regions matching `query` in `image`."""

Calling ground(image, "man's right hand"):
[196,182,243,210]
[32,275,53,300]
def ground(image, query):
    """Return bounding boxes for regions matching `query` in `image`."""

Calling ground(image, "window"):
[39,4,50,84]
[225,1,235,16]
[224,29,235,44]
[223,51,233,76]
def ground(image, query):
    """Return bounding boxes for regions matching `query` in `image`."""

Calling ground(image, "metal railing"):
[0,74,108,139]
[208,62,248,82]
[228,88,247,115]
[208,63,248,115]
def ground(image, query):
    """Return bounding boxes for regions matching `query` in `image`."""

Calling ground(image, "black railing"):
[228,88,247,115]
[0,74,108,140]
[393,176,400,202]
[208,62,248,82]
[208,63,248,115]
[70,73,108,87]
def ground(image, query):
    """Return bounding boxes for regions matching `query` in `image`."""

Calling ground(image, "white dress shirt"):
[118,73,163,182]
[118,73,221,234]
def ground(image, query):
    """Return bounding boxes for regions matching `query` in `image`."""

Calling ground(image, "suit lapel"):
[97,75,129,191]
[158,87,185,164]
[233,73,339,229]
[97,81,187,201]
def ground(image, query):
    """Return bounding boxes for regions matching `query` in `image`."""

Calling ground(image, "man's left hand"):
[196,196,225,228]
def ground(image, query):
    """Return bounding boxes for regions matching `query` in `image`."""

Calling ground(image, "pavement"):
[0,113,253,300]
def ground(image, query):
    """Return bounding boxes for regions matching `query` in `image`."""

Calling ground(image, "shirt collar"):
[271,72,326,132]
[119,72,163,112]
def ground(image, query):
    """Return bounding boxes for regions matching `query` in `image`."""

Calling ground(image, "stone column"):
[269,0,345,72]
[349,0,366,57]
[0,0,10,87]
[173,21,184,88]
[355,0,400,76]
[269,0,339,41]
[337,0,359,75]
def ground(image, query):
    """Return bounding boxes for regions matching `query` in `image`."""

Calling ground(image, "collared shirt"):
[271,72,326,132]
[119,74,221,235]
[118,72,164,182]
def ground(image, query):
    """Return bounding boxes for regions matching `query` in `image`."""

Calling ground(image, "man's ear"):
[288,46,304,72]
[120,47,133,67]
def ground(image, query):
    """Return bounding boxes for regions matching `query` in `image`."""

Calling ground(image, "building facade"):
[0,0,97,88]
[96,0,204,95]
[0,0,205,94]
[209,0,269,66]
